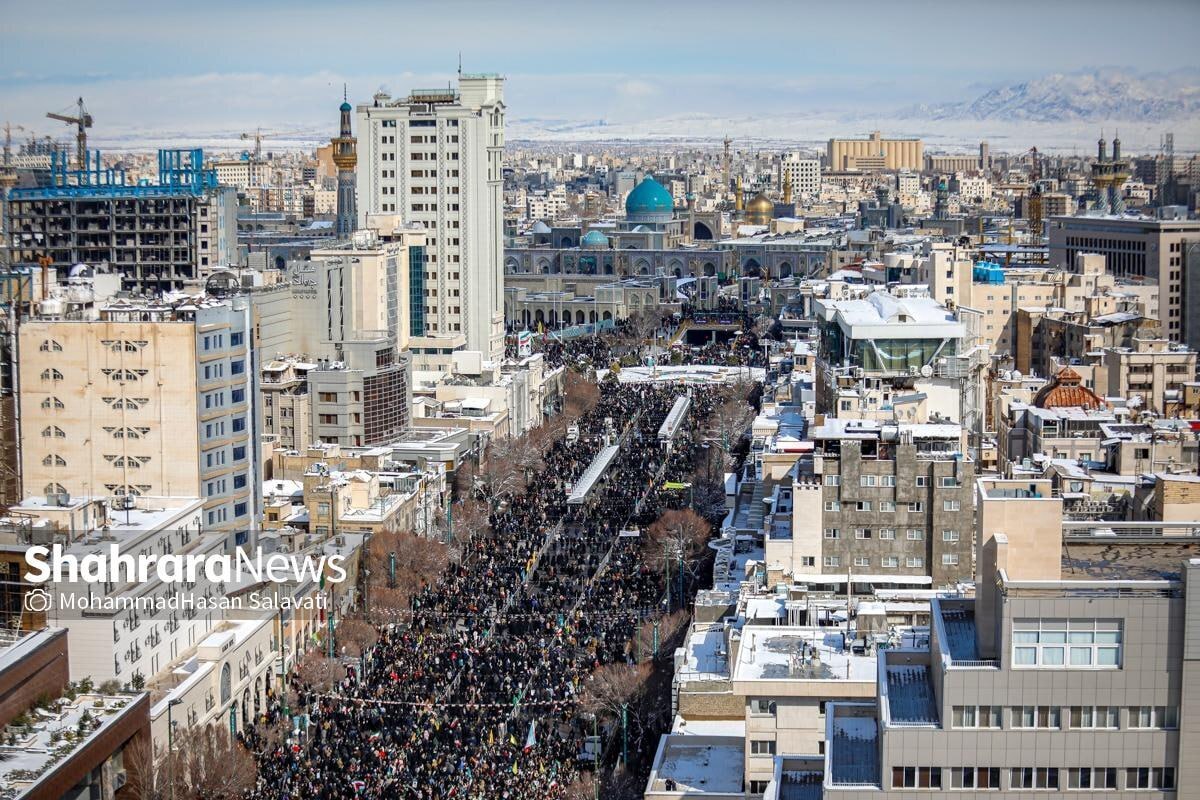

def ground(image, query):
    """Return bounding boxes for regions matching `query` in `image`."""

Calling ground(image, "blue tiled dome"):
[581,230,609,247]
[625,176,674,215]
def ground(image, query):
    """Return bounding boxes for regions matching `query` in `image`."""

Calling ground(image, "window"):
[801,556,815,567]
[914,476,928,487]
[1012,619,1121,669]
[1126,768,1151,790]
[942,554,959,566]
[318,392,337,403]
[881,556,899,568]
[823,556,840,567]
[749,780,770,794]
[41,425,66,438]
[907,502,923,512]
[854,557,870,567]
[1069,706,1119,729]
[952,706,1001,729]
[230,331,244,346]
[1128,706,1178,729]
[234,502,247,518]
[943,499,961,511]
[232,445,246,461]
[41,368,64,381]
[750,699,777,715]
[855,501,871,512]
[940,476,959,488]
[880,475,896,487]
[907,529,923,540]
[824,528,840,539]
[880,500,896,512]
[230,359,245,376]
[749,739,776,756]
[860,475,877,487]
[892,767,941,789]
[942,530,959,541]
[42,454,67,467]
[879,528,895,539]
[231,388,246,403]
[40,397,65,410]
[950,767,1000,789]
[824,501,840,512]
[232,416,246,433]
[1011,768,1058,789]
[823,474,840,486]
[855,528,872,539]
[233,473,247,490]
[906,556,924,568]
[1012,705,1059,729]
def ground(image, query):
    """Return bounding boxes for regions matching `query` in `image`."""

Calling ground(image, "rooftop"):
[884,664,939,725]
[732,626,877,683]
[648,736,744,796]
[1060,540,1200,582]
[828,708,879,786]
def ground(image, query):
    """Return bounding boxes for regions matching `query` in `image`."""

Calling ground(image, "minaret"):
[332,86,358,238]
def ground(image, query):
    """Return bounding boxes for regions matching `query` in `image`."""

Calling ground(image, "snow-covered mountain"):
[909,69,1200,122]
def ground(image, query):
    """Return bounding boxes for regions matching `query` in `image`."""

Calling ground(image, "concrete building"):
[772,419,975,586]
[18,294,259,533]
[779,154,821,198]
[1048,215,1200,344]
[815,478,1198,797]
[0,628,151,800]
[356,74,506,360]
[814,291,985,437]
[1100,338,1197,415]
[6,149,237,291]
[827,132,923,172]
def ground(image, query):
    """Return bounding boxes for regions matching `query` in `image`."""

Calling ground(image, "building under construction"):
[6,148,237,293]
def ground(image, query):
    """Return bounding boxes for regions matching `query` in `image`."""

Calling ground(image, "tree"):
[632,610,690,663]
[477,437,528,500]
[708,395,756,475]
[126,725,257,800]
[563,370,600,421]
[336,616,378,659]
[365,529,449,622]
[688,479,728,525]
[294,651,346,693]
[579,663,652,720]
[644,508,711,566]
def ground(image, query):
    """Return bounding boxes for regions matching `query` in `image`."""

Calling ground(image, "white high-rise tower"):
[356,73,505,362]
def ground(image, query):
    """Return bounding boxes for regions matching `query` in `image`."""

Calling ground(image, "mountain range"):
[904,69,1200,123]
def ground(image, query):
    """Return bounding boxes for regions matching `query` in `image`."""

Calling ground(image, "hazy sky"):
[2,0,1198,142]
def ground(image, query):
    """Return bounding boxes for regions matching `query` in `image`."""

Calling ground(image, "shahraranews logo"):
[23,544,347,586]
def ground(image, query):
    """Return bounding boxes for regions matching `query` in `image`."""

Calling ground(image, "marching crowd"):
[245,381,718,799]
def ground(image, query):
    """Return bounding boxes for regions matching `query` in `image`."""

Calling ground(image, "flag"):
[512,761,518,775]
[524,721,536,752]
[509,734,518,746]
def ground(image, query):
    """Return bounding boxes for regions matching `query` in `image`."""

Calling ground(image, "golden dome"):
[745,192,774,225]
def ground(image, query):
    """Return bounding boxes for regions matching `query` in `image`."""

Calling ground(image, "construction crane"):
[46,97,92,170]
[2,123,26,169]
[240,128,285,161]
[1026,147,1044,240]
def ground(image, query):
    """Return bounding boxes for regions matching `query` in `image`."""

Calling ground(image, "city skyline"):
[2,0,1198,151]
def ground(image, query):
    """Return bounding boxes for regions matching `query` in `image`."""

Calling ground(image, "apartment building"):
[356,74,506,360]
[771,419,974,586]
[1100,338,1197,415]
[18,294,259,533]
[1048,215,1200,345]
[779,154,821,198]
[814,478,1197,797]
[6,149,237,291]
[827,132,923,172]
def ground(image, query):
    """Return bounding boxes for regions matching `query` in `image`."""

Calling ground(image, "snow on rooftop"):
[733,626,877,682]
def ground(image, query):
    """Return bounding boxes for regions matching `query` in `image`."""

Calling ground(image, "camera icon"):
[24,587,51,613]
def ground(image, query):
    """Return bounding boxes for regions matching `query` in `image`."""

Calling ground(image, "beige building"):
[18,295,259,532]
[827,131,923,172]
[1100,337,1197,415]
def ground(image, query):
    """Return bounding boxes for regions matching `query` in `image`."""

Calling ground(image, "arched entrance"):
[693,221,713,240]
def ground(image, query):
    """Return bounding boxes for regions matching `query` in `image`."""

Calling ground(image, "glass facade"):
[409,245,425,337]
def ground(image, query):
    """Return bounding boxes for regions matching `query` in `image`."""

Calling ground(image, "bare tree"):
[182,726,257,799]
[708,396,756,474]
[689,479,728,524]
[477,437,527,500]
[644,508,711,566]
[135,725,255,800]
[632,610,691,663]
[563,370,600,421]
[294,651,347,693]
[579,663,652,720]
[336,616,379,658]
[365,529,450,621]
[624,308,664,346]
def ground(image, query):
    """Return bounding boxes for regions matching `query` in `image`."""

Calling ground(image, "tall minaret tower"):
[332,86,358,238]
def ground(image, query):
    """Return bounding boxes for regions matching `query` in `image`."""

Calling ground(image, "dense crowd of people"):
[246,381,719,799]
